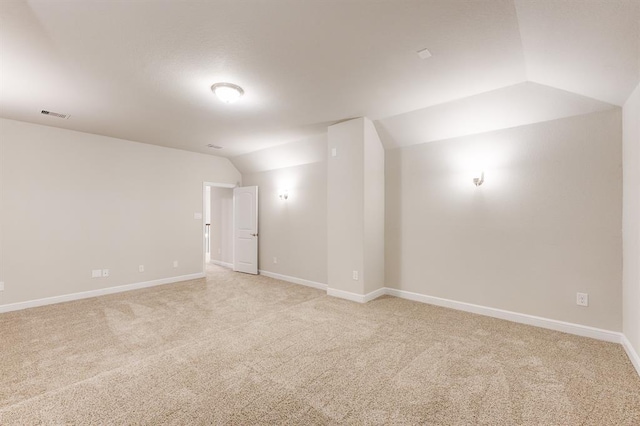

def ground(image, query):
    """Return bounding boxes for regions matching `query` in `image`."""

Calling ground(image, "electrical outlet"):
[577,292,589,307]
[139,265,145,273]
[91,269,102,278]
[0,282,4,291]
[352,270,359,281]
[273,257,278,264]
[173,261,178,268]
[102,269,110,277]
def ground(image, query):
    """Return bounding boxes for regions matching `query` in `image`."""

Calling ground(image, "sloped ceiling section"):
[231,134,327,175]
[0,1,638,156]
[375,82,617,149]
[516,0,640,106]
[376,0,639,150]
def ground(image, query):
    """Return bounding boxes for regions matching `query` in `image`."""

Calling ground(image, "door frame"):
[202,182,237,275]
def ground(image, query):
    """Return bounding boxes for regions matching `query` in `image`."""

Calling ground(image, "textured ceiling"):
[0,0,638,157]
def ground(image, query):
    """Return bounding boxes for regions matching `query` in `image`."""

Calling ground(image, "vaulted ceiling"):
[1,1,638,157]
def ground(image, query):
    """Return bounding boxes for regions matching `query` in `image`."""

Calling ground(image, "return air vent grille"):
[41,110,70,119]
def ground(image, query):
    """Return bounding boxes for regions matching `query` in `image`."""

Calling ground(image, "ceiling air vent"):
[207,144,223,149]
[417,48,432,59]
[41,110,70,119]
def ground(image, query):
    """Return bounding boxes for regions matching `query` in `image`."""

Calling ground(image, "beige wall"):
[386,110,623,331]
[327,119,365,294]
[0,118,241,306]
[327,118,385,295]
[209,187,233,265]
[623,83,640,352]
[363,119,385,294]
[242,158,328,285]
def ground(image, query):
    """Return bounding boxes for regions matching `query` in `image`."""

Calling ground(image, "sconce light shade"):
[473,172,485,187]
[278,189,289,200]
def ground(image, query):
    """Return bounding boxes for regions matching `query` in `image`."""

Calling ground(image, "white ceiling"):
[1,0,638,157]
[232,134,327,175]
[515,0,640,106]
[376,82,616,149]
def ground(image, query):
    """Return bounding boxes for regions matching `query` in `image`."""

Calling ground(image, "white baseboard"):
[210,260,233,269]
[259,270,327,291]
[3,265,636,376]
[327,287,386,303]
[621,334,640,377]
[327,288,366,303]
[326,286,621,344]
[0,273,205,314]
[385,288,622,344]
[364,287,387,303]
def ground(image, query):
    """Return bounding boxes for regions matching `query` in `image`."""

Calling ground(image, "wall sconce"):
[278,189,289,200]
[473,172,485,187]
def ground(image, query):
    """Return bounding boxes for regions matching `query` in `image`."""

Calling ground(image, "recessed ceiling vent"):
[417,48,432,60]
[41,110,70,119]
[207,144,223,149]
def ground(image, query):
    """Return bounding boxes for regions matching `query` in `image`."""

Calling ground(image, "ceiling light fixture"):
[211,82,244,104]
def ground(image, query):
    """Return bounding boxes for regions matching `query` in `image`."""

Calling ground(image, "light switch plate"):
[194,212,203,220]
[92,269,102,278]
[331,148,337,157]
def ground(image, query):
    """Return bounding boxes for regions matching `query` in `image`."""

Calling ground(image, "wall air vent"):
[207,144,223,149]
[41,110,70,119]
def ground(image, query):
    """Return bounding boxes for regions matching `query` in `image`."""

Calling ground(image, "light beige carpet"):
[1,264,639,425]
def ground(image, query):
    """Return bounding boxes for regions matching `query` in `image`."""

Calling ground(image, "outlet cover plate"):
[577,292,589,307]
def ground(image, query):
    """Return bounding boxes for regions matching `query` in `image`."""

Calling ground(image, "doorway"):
[202,182,259,275]
[203,183,235,271]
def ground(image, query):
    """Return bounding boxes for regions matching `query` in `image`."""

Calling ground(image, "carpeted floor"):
[1,264,639,425]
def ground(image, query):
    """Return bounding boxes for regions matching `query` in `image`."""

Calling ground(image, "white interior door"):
[233,186,258,274]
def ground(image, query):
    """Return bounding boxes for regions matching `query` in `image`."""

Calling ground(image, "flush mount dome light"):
[211,82,244,103]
